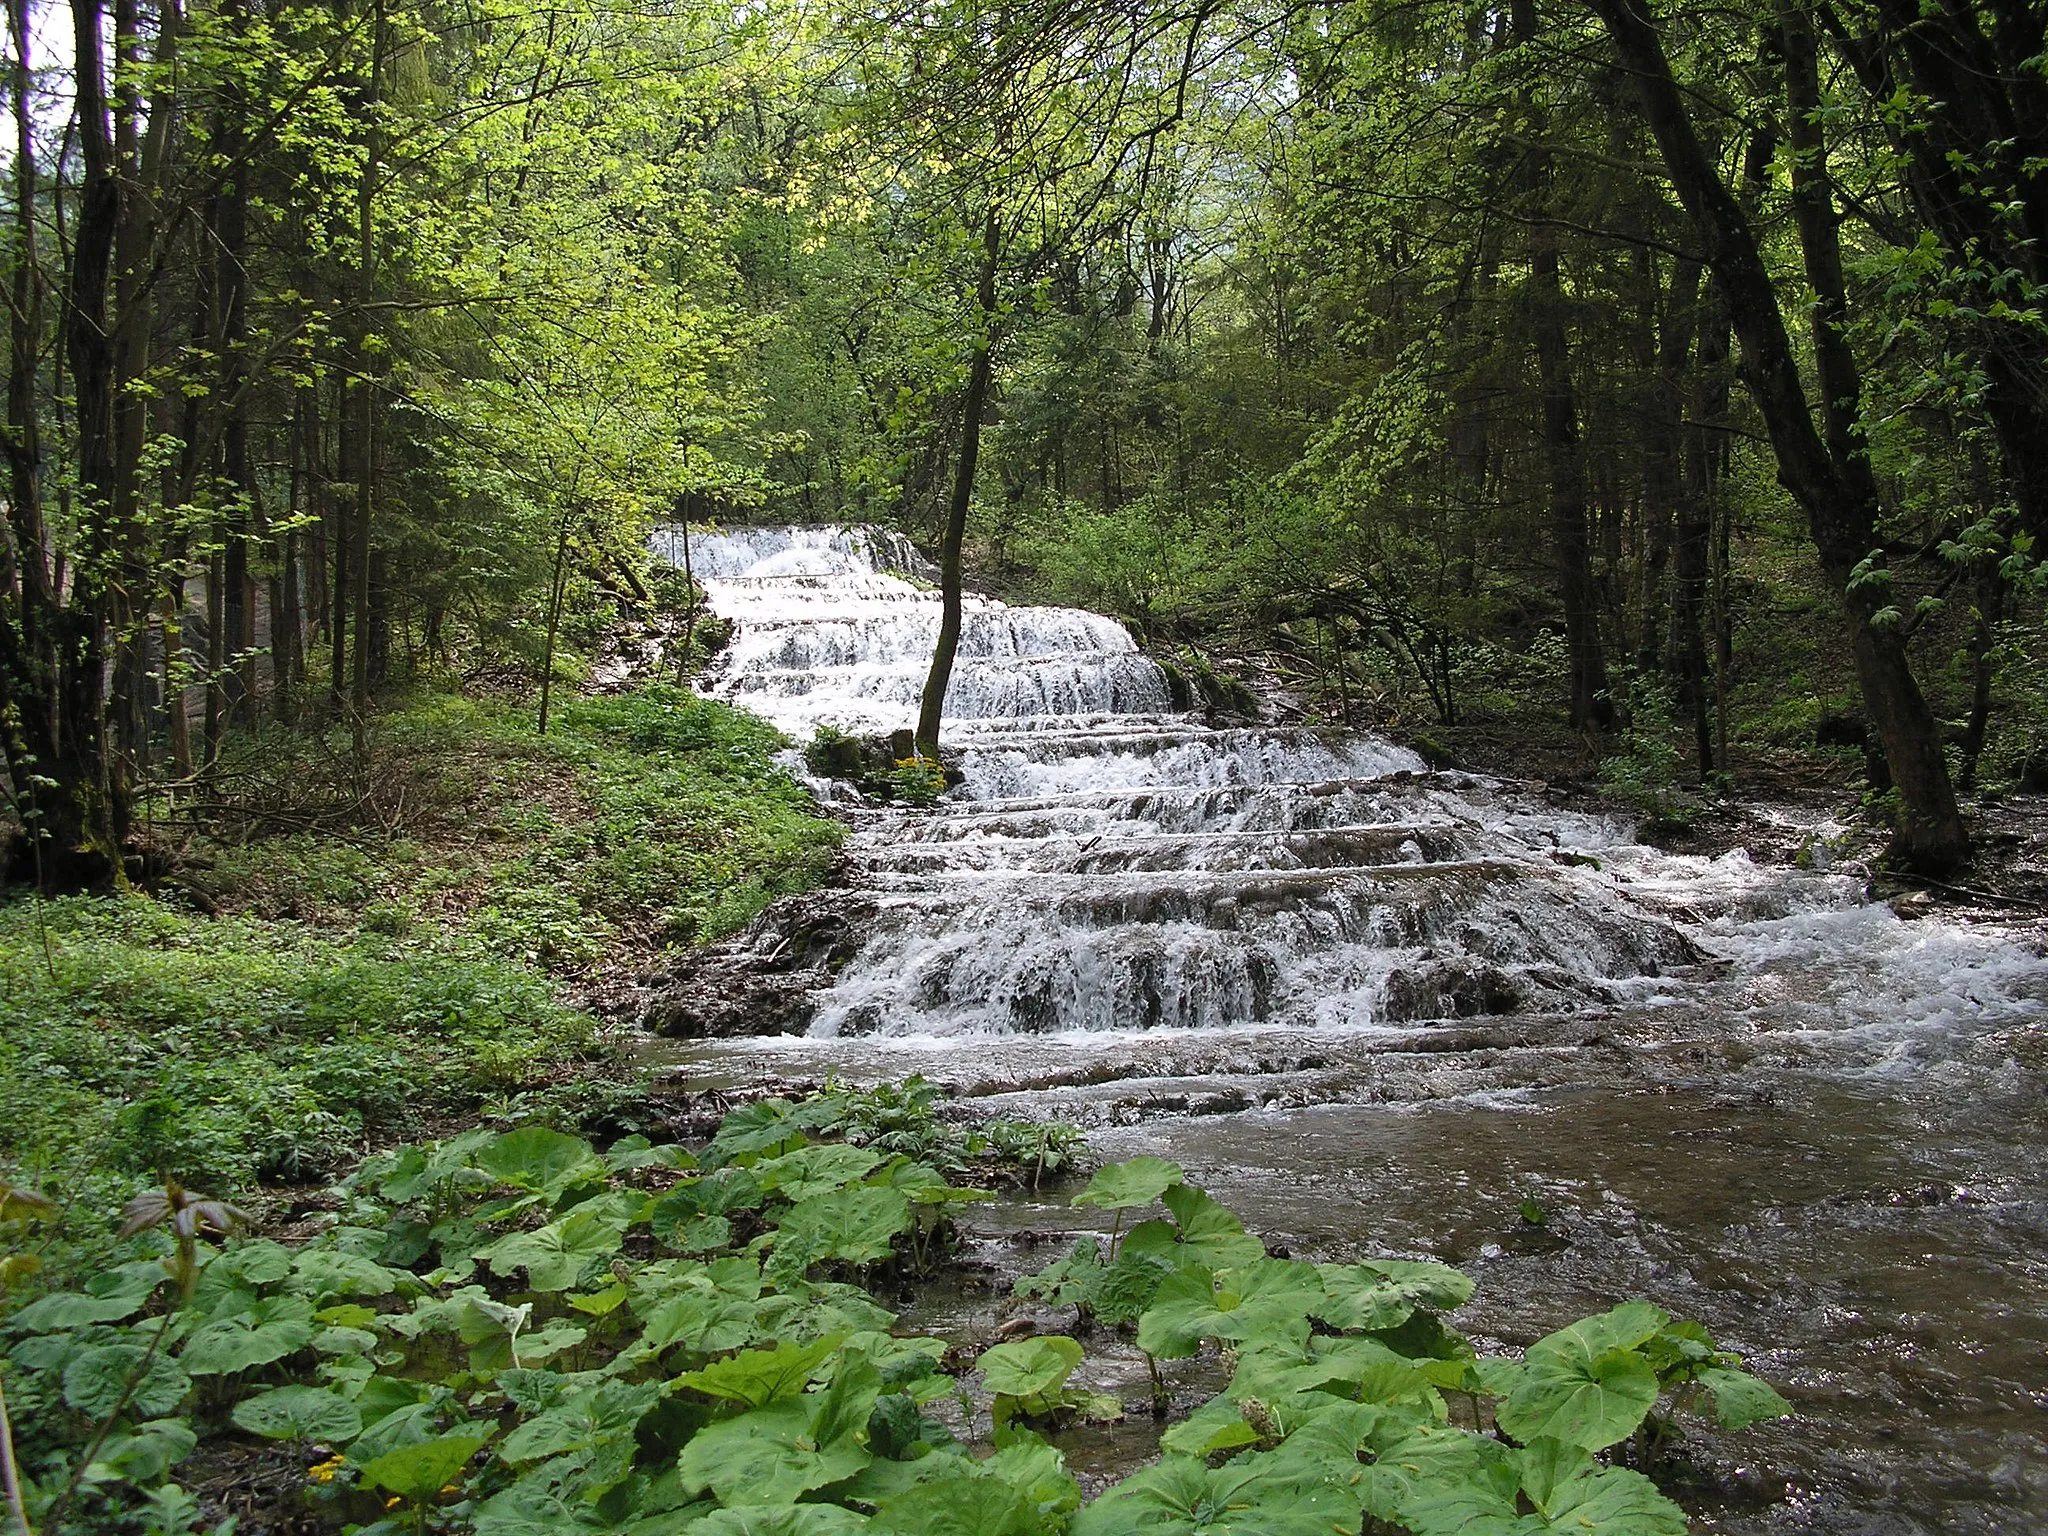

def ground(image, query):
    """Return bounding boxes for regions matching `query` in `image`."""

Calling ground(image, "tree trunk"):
[916,210,1000,759]
[1675,272,1722,777]
[1518,0,1611,733]
[1588,0,1969,874]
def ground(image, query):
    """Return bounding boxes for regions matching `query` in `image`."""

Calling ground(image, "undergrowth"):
[176,683,843,974]
[0,896,600,1261]
[0,1114,1790,1536]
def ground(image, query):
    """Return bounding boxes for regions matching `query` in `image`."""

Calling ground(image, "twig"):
[0,1373,34,1536]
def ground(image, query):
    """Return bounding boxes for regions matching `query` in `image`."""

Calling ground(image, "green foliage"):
[0,1138,1790,1536]
[0,894,595,1210]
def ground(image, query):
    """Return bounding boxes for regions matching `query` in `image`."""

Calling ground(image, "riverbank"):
[0,684,844,1275]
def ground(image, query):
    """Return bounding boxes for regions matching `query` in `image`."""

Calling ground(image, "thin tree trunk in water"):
[916,210,1000,759]
[1588,0,1969,874]
[677,519,698,679]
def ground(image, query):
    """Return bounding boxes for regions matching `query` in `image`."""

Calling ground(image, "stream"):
[653,523,2048,1533]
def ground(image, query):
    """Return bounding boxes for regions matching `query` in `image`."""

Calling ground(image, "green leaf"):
[500,1379,661,1464]
[1128,1185,1264,1270]
[483,1205,631,1291]
[352,1402,443,1463]
[472,1480,613,1536]
[1136,1266,1223,1360]
[642,1289,757,1356]
[1135,1263,1317,1361]
[1516,1441,1688,1533]
[62,1344,192,1419]
[475,1127,606,1198]
[756,1144,884,1201]
[810,1348,884,1450]
[982,1435,1083,1521]
[1312,1260,1474,1332]
[706,1100,813,1167]
[684,1506,869,1534]
[605,1136,698,1174]
[872,1470,1043,1536]
[84,1418,196,1484]
[1071,1157,1184,1211]
[1093,1246,1177,1326]
[976,1336,1083,1398]
[769,1187,911,1273]
[231,1385,363,1443]
[675,1403,871,1505]
[180,1311,317,1376]
[677,1335,844,1409]
[1496,1310,1663,1453]
[1694,1365,1792,1430]
[870,1160,993,1206]
[1359,1425,1520,1534]
[651,1171,765,1246]
[357,1432,490,1500]
[1074,1442,1367,1536]
[288,1248,402,1302]
[11,1289,149,1330]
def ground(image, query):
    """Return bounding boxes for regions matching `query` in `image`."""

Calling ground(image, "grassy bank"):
[0,682,844,1276]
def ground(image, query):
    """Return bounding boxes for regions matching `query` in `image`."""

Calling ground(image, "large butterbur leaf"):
[474,1127,607,1203]
[677,1335,844,1409]
[357,1432,490,1500]
[482,1203,634,1291]
[755,1144,885,1202]
[1495,1303,1667,1451]
[1694,1364,1793,1430]
[1312,1260,1474,1333]
[675,1403,871,1506]
[706,1100,821,1167]
[768,1187,911,1274]
[1070,1157,1184,1211]
[1072,1444,1366,1536]
[1358,1424,1521,1534]
[975,1336,1083,1399]
[1158,1185,1267,1270]
[179,1302,316,1376]
[62,1344,193,1419]
[686,1509,870,1535]
[230,1385,363,1443]
[1135,1261,1319,1360]
[871,1470,1044,1536]
[499,1379,662,1464]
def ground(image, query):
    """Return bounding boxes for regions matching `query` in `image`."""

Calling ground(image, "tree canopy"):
[4,0,2044,880]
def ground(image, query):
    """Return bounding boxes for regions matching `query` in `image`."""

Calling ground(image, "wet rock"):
[636,889,879,1038]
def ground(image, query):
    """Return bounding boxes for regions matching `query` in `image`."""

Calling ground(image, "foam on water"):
[669,523,2046,1059]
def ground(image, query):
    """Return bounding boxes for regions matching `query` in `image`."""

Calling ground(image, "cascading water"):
[654,523,2048,1533]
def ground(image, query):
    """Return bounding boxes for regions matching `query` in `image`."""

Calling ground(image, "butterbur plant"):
[0,1123,1792,1536]
[119,1184,250,1303]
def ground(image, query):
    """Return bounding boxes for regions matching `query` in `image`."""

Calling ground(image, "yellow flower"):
[306,1455,345,1485]
[385,1496,403,1509]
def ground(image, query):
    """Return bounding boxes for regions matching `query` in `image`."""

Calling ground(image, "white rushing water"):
[660,523,2046,1059]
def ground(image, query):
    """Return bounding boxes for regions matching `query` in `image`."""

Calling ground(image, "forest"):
[2,0,2045,1529]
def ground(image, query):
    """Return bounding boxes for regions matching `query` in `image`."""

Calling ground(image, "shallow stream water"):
[655,524,2048,1533]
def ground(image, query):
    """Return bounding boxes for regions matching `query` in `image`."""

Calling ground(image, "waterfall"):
[655,523,1764,1038]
